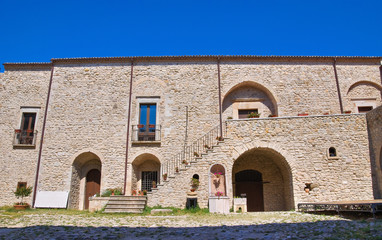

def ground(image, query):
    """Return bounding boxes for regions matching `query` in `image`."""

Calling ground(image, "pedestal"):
[208,196,229,214]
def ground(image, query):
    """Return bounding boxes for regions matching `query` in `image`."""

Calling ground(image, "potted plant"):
[152,181,157,188]
[298,113,309,116]
[248,112,260,118]
[191,178,200,189]
[344,110,352,114]
[137,124,144,129]
[268,114,277,117]
[193,152,199,157]
[148,124,155,128]
[175,167,179,173]
[204,144,210,150]
[15,129,21,133]
[182,160,188,165]
[216,136,224,141]
[132,190,137,196]
[14,186,32,210]
[163,173,168,181]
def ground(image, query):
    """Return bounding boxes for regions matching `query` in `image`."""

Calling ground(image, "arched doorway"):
[235,170,264,211]
[69,152,102,210]
[232,147,293,211]
[132,153,160,193]
[84,169,101,209]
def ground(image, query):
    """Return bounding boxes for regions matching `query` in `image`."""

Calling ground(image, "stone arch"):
[232,147,294,211]
[209,164,227,197]
[68,151,102,210]
[345,81,382,113]
[131,153,161,193]
[347,81,382,94]
[222,81,278,119]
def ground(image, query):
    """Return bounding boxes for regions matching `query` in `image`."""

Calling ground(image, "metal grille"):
[142,171,158,192]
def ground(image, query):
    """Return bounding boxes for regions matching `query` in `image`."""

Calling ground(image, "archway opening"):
[69,152,102,210]
[132,153,160,193]
[232,147,293,211]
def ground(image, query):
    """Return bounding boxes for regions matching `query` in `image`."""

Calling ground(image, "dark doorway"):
[85,169,101,209]
[142,171,158,192]
[235,170,264,211]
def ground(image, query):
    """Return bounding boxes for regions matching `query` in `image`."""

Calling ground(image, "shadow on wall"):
[0,219,380,239]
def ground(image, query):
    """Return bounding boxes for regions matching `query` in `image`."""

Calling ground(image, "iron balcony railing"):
[132,124,161,142]
[13,130,37,146]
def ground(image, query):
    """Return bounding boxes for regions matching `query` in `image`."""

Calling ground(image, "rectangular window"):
[238,109,258,119]
[17,182,27,190]
[358,106,373,113]
[138,104,157,141]
[19,113,36,144]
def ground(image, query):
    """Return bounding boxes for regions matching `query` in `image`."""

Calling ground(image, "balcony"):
[13,129,37,147]
[132,124,161,144]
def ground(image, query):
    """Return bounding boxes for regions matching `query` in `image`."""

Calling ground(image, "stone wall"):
[0,66,51,206]
[0,57,380,208]
[366,106,382,198]
[148,114,374,209]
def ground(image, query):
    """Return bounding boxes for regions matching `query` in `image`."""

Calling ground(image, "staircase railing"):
[160,123,227,182]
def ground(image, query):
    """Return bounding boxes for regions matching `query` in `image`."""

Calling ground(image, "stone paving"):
[0,210,381,239]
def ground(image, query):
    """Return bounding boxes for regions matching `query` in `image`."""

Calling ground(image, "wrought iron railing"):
[13,130,37,146]
[160,123,227,181]
[132,124,161,142]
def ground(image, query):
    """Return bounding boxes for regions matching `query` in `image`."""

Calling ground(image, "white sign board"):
[35,191,69,208]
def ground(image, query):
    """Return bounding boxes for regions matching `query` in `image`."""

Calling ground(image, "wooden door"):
[236,182,264,211]
[235,170,264,212]
[85,169,101,209]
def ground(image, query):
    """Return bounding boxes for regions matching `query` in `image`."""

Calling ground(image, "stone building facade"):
[1,55,381,211]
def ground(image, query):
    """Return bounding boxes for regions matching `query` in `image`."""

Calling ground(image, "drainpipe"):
[32,64,54,207]
[123,59,134,195]
[333,58,344,114]
[217,57,223,137]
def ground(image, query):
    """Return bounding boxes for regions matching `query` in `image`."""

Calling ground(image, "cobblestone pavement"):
[0,210,381,239]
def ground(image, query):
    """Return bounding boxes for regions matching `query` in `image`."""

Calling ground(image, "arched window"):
[328,147,338,159]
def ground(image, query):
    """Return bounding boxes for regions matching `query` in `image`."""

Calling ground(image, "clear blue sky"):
[1,0,381,71]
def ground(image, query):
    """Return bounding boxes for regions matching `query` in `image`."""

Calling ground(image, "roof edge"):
[4,55,382,67]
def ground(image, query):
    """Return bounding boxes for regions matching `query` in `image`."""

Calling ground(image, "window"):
[328,147,338,159]
[132,97,161,142]
[17,182,27,190]
[138,104,156,141]
[238,109,258,119]
[14,107,40,146]
[358,106,373,113]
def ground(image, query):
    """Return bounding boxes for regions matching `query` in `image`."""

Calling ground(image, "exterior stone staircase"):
[147,124,228,202]
[104,196,147,213]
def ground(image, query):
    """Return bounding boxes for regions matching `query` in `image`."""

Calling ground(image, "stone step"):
[107,200,146,205]
[104,208,143,213]
[105,204,145,209]
[108,196,147,200]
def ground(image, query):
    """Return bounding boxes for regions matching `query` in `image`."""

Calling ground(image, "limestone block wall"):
[0,57,380,208]
[0,66,51,206]
[37,63,131,194]
[148,114,373,209]
[337,63,382,113]
[366,106,382,198]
